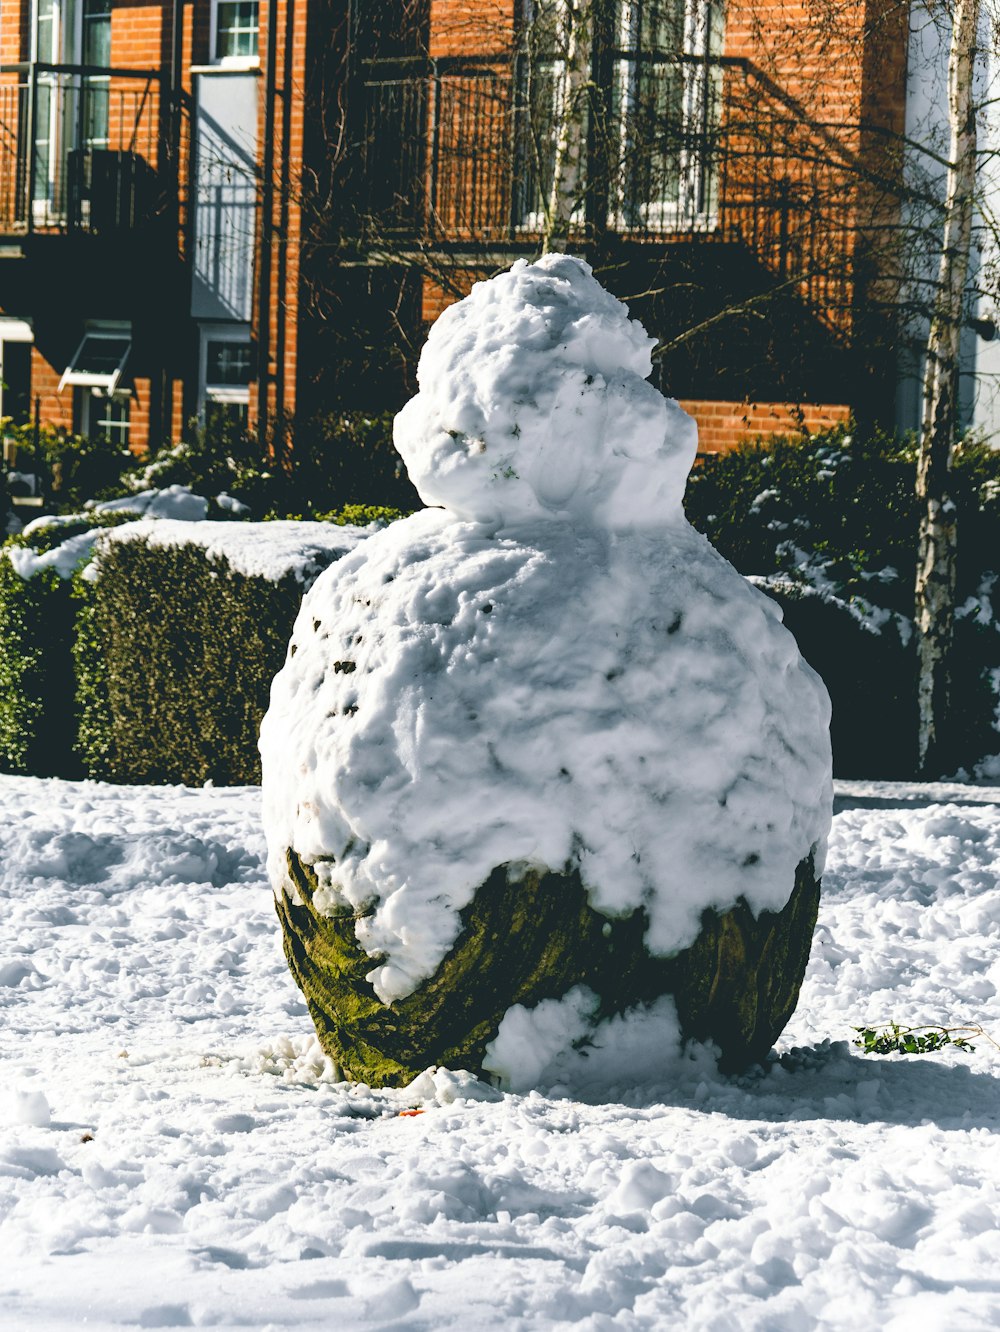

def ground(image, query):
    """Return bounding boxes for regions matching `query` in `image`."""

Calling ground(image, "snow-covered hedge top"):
[97,518,369,584]
[261,256,833,1004]
[7,486,215,580]
[394,254,697,528]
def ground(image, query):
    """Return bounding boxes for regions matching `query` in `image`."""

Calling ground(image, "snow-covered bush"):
[76,521,366,784]
[261,255,833,1088]
[0,500,394,782]
[0,510,141,777]
[0,557,78,776]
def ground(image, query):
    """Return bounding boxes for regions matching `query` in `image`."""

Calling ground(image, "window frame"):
[59,322,132,395]
[198,323,252,425]
[78,386,131,446]
[209,0,260,67]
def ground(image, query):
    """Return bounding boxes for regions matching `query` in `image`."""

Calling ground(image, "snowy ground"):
[3,776,1000,1330]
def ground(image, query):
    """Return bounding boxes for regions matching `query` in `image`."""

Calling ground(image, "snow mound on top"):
[394,253,697,528]
[261,255,832,1005]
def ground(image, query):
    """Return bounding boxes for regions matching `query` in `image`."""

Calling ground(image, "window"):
[80,390,130,446]
[82,0,112,150]
[30,0,112,220]
[207,339,252,386]
[611,0,722,230]
[214,0,259,61]
[59,325,132,395]
[199,325,252,428]
[514,1,586,230]
[515,0,722,235]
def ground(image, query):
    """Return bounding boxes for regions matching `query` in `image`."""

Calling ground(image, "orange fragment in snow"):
[398,1109,425,1117]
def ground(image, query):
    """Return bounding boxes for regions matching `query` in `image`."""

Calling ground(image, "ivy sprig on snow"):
[852,1020,1000,1055]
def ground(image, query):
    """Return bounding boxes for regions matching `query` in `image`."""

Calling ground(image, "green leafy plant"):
[2,418,133,512]
[318,503,407,527]
[853,1021,982,1055]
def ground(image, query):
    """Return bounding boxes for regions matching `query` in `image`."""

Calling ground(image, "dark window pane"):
[207,339,252,385]
[1,342,31,423]
[92,396,130,446]
[74,336,130,376]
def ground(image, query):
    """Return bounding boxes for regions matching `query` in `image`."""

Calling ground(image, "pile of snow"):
[2,774,1000,1328]
[262,254,832,1007]
[393,253,698,526]
[88,482,211,522]
[4,528,102,580]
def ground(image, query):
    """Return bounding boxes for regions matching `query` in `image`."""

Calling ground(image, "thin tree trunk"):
[915,0,980,775]
[543,0,590,254]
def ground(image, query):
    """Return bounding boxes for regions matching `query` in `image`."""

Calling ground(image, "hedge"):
[0,512,374,784]
[0,558,80,777]
[685,428,1000,779]
[76,527,364,786]
[0,512,138,778]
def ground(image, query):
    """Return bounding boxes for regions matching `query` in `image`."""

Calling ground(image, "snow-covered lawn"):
[3,774,1000,1330]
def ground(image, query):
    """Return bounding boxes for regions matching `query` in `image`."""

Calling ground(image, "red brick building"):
[0,0,266,451]
[0,0,910,457]
[328,0,911,452]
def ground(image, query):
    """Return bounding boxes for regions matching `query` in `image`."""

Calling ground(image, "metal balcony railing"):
[0,63,163,236]
[351,53,861,332]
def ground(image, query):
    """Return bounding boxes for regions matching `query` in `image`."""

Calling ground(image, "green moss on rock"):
[276,849,820,1086]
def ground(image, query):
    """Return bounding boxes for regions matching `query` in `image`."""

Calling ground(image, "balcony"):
[349,53,862,334]
[0,63,164,238]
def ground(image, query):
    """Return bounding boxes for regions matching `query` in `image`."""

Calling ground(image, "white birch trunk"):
[543,0,591,253]
[915,0,981,774]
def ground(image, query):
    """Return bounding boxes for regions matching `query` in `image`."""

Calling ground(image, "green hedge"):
[0,558,80,777]
[1,512,374,784]
[76,538,321,786]
[685,427,1000,778]
[0,513,137,778]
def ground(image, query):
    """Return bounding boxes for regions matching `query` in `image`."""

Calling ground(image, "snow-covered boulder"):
[260,255,833,1087]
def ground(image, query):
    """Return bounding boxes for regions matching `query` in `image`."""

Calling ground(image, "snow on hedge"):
[261,254,833,1006]
[4,514,369,587]
[96,517,369,585]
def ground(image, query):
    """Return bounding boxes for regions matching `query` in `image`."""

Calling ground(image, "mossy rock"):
[276,849,821,1087]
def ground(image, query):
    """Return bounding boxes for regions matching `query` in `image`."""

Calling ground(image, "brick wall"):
[0,0,208,451]
[680,399,852,455]
[428,0,514,57]
[28,352,70,433]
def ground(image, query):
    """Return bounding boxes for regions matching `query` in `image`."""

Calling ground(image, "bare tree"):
[915,0,983,774]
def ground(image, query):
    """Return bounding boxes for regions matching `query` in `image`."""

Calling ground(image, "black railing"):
[352,53,859,330]
[0,63,163,235]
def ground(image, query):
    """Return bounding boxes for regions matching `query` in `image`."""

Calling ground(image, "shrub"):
[2,419,133,512]
[684,427,1000,777]
[0,558,80,777]
[0,512,141,777]
[77,530,358,785]
[277,411,420,516]
[115,412,420,520]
